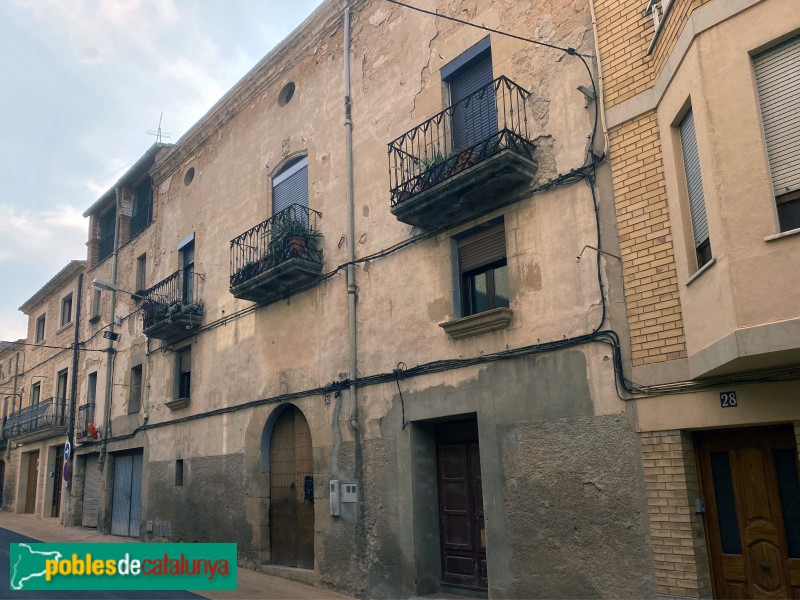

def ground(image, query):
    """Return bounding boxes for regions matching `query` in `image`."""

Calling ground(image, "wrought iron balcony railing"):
[142,271,203,331]
[230,203,322,289]
[76,403,96,439]
[388,76,536,208]
[2,397,67,439]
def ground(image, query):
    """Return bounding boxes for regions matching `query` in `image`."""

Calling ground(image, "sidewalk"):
[0,512,352,600]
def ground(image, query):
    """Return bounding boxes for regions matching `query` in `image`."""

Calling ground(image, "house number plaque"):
[720,391,737,408]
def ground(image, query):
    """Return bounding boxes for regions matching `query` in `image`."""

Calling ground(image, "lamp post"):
[91,278,145,301]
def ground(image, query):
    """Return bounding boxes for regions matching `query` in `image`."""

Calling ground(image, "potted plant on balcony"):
[269,214,321,258]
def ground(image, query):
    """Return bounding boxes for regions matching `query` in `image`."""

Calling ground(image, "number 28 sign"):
[720,391,737,408]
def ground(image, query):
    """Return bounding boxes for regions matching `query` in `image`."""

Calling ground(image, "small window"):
[60,293,73,327]
[87,372,98,404]
[272,156,309,217]
[98,208,116,263]
[679,108,712,269]
[56,369,68,402]
[129,365,143,414]
[176,347,191,400]
[35,314,46,343]
[30,382,41,406]
[754,36,800,232]
[175,459,184,486]
[135,254,147,295]
[457,222,509,317]
[130,178,153,238]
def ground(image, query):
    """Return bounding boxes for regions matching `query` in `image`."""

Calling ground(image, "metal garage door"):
[111,451,143,537]
[82,454,102,527]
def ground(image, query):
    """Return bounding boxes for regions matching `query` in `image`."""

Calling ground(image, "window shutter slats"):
[459,225,506,272]
[182,242,194,268]
[679,110,710,248]
[179,348,192,374]
[448,54,497,151]
[273,158,309,216]
[754,36,800,197]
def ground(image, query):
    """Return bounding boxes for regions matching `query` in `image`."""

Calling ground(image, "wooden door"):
[437,420,487,590]
[51,446,64,518]
[696,427,800,598]
[269,405,314,569]
[24,451,39,514]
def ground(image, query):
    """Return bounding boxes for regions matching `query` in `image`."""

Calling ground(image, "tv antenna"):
[146,111,171,143]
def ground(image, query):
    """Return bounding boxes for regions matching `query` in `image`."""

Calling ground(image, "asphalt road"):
[0,528,206,599]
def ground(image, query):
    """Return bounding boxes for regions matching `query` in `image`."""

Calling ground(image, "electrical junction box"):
[330,480,340,516]
[341,482,358,503]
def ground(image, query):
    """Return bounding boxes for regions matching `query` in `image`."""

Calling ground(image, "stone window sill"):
[684,258,716,287]
[764,227,800,242]
[439,307,513,340]
[56,322,74,335]
[165,397,190,411]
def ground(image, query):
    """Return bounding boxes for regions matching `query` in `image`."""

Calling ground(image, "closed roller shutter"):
[754,36,800,198]
[679,109,710,250]
[273,157,309,216]
[82,454,102,528]
[448,54,497,151]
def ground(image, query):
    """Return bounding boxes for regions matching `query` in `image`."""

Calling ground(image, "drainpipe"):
[62,272,83,524]
[10,352,20,418]
[100,188,121,464]
[588,0,610,154]
[344,7,358,431]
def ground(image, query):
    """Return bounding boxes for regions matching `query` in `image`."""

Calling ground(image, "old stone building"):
[1,261,85,520]
[593,0,800,597]
[60,0,656,597]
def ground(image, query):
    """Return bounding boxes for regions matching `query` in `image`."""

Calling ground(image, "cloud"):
[0,203,87,267]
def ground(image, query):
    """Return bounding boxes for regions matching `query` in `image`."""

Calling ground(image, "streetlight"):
[91,278,145,301]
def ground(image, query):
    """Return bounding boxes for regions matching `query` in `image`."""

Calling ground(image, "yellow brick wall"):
[594,0,715,109]
[609,111,686,365]
[642,430,712,598]
[594,0,654,108]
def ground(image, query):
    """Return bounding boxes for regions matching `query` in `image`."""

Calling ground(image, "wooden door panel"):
[437,421,486,591]
[269,406,314,569]
[25,451,38,514]
[697,427,799,599]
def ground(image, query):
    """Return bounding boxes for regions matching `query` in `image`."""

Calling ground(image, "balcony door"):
[446,45,496,152]
[181,241,194,305]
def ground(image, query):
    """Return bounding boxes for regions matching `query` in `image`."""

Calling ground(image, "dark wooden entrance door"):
[696,427,800,598]
[51,446,64,518]
[25,451,39,514]
[436,420,487,590]
[269,405,314,569]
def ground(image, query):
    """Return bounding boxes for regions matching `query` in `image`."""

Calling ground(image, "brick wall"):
[609,111,686,365]
[642,430,712,597]
[594,0,715,109]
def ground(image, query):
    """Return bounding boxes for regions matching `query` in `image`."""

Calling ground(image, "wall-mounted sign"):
[720,391,737,408]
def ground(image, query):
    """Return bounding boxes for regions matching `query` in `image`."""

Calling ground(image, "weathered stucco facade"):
[594,0,800,597]
[50,0,658,597]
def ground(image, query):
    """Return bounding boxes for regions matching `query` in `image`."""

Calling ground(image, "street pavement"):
[0,513,351,600]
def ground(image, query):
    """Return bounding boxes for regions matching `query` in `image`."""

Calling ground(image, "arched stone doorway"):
[266,404,314,569]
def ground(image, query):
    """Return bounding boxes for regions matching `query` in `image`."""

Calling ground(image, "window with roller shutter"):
[457,222,509,317]
[272,156,309,216]
[754,36,800,232]
[176,347,191,400]
[678,108,712,269]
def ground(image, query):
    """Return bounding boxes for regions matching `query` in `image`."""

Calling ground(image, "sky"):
[0,0,324,341]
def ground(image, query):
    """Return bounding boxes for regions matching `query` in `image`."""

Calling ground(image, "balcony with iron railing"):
[230,203,323,304]
[76,403,97,441]
[2,397,68,443]
[388,76,538,229]
[141,270,203,342]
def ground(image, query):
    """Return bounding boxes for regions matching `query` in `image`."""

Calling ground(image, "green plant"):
[269,213,321,256]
